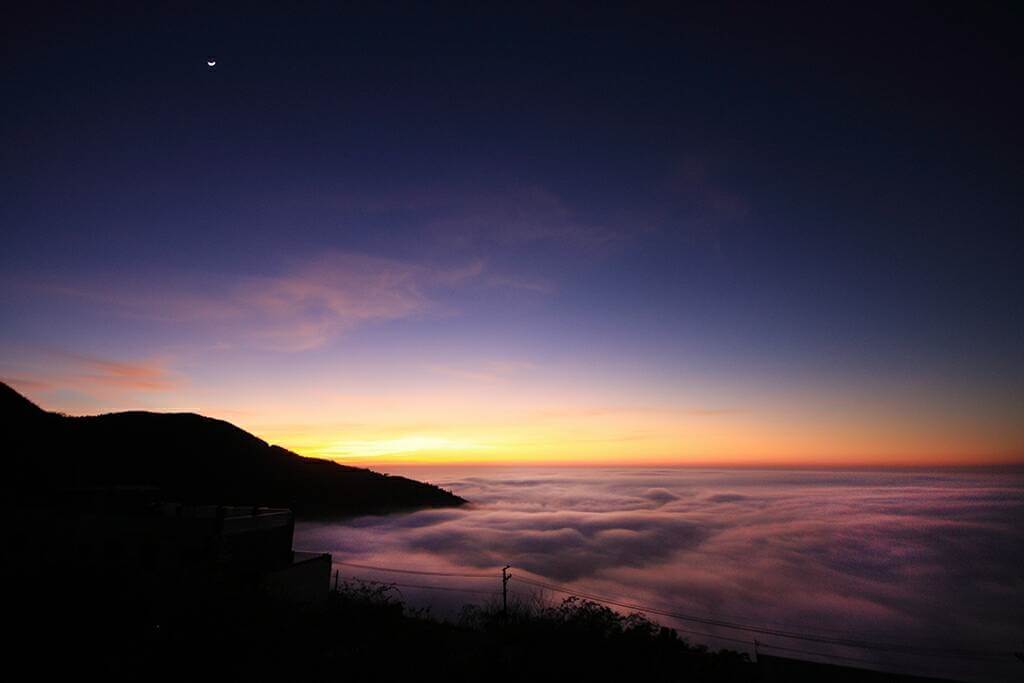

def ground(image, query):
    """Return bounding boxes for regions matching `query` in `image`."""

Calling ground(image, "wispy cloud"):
[230,253,483,351]
[424,186,624,251]
[325,182,635,253]
[530,405,744,420]
[31,251,486,352]
[663,157,751,248]
[320,435,494,458]
[0,376,54,392]
[61,353,180,391]
[426,360,536,383]
[2,352,181,402]
[484,273,555,294]
[683,408,745,417]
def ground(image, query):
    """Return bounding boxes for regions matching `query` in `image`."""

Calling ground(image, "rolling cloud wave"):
[296,468,1024,682]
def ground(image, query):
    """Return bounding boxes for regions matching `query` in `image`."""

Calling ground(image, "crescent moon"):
[207,60,216,67]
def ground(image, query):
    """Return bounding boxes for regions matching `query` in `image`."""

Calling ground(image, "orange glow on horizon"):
[7,371,1022,469]
[260,407,1022,468]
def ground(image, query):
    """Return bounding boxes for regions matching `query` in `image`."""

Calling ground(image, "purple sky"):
[2,4,1022,465]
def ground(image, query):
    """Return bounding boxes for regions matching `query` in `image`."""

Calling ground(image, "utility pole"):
[502,565,512,619]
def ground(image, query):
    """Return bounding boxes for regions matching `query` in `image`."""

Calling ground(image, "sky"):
[2,3,1022,465]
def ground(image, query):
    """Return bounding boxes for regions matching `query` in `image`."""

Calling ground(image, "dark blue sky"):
[2,2,1021,463]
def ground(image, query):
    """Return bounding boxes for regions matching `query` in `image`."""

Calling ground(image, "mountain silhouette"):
[2,382,465,515]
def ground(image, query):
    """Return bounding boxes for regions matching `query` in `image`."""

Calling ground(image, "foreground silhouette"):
[3,382,972,681]
[1,381,464,516]
[24,576,961,682]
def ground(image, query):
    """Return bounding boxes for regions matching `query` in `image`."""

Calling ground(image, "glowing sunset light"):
[318,435,493,458]
[3,339,1019,466]
[2,4,1020,470]
[5,6,1023,683]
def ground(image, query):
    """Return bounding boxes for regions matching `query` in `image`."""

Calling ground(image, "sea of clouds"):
[295,467,1023,682]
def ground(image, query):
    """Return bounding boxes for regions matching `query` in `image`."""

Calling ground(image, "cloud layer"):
[296,468,1024,683]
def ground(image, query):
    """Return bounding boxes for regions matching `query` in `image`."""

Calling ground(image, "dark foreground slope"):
[1,382,464,516]
[22,579,758,683]
[21,580,959,683]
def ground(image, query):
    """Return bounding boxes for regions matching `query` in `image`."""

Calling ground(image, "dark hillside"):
[2,382,464,516]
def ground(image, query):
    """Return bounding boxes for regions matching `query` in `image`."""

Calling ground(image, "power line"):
[660,627,756,648]
[514,575,994,660]
[512,576,1009,661]
[640,626,883,669]
[342,574,497,595]
[334,560,494,579]
[756,642,885,667]
[505,585,906,670]
[348,578,882,669]
[333,557,1013,663]
[512,567,909,641]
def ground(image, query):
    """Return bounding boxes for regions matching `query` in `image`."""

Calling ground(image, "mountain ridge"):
[2,381,466,516]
